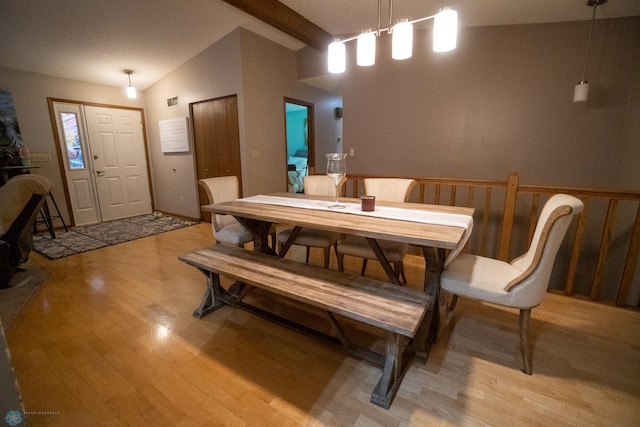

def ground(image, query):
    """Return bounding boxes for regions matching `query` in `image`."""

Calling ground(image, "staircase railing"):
[344,172,640,308]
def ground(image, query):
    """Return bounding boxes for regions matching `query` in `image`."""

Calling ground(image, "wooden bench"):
[179,244,434,409]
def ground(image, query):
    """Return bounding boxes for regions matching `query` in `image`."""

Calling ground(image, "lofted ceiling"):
[1,0,638,91]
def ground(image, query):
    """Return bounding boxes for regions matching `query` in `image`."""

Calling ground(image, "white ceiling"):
[1,0,638,91]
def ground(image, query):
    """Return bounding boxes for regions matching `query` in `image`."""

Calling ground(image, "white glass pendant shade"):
[328,40,346,73]
[126,85,137,99]
[433,8,458,52]
[124,70,137,99]
[392,20,413,60]
[357,31,376,66]
[573,81,589,102]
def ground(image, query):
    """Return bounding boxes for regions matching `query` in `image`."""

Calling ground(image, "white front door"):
[84,106,152,221]
[52,102,101,226]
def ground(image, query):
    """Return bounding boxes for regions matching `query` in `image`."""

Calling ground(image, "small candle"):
[361,195,375,211]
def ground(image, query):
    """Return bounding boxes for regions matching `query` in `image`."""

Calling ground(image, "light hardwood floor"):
[6,223,640,426]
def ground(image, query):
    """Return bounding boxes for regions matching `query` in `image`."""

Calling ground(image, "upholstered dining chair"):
[439,194,584,375]
[277,175,346,268]
[199,176,274,248]
[336,178,417,283]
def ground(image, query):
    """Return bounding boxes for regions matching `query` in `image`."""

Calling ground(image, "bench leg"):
[371,331,405,409]
[193,270,226,318]
[326,312,353,350]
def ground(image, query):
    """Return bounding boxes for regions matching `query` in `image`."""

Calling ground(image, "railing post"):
[591,199,618,301]
[617,203,640,306]
[498,172,519,261]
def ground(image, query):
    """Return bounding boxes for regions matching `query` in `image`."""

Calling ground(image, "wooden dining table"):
[203,192,474,359]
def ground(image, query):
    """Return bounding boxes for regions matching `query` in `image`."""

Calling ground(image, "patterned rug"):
[33,213,199,260]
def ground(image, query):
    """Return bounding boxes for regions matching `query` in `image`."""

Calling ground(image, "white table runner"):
[239,195,473,266]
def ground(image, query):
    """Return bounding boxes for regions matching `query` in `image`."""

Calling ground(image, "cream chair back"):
[303,175,346,197]
[505,194,584,308]
[363,178,416,202]
[198,176,241,232]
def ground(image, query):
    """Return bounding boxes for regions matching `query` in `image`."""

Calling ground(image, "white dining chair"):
[199,176,274,248]
[277,175,346,268]
[336,178,416,283]
[439,194,584,374]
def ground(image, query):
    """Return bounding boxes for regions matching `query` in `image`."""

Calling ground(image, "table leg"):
[279,226,302,258]
[365,238,401,285]
[411,246,444,362]
[235,217,276,255]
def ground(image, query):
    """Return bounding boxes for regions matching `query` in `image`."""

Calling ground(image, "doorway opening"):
[284,98,314,193]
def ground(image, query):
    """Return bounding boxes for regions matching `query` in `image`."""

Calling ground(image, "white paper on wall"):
[159,117,189,153]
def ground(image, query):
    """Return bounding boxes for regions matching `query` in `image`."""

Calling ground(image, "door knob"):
[96,170,105,176]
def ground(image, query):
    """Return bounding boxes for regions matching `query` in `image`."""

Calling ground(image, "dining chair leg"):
[394,261,407,284]
[449,294,459,312]
[360,258,368,276]
[322,247,331,269]
[436,291,458,342]
[519,308,533,375]
[269,231,276,250]
[337,252,345,272]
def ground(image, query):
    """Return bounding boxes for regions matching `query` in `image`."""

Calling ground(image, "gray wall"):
[143,30,243,219]
[336,17,639,190]
[144,28,342,219]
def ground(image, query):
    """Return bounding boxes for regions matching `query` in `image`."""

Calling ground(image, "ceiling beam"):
[222,0,333,51]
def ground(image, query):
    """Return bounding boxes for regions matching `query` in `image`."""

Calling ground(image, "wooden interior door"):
[191,95,242,222]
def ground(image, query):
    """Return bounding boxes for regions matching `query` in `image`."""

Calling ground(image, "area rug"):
[33,213,199,260]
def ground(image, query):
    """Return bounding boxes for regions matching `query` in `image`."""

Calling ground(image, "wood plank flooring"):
[5,223,640,426]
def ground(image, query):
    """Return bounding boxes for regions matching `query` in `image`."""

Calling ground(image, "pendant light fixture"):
[357,30,376,66]
[124,69,137,99]
[573,0,607,103]
[392,19,413,60]
[328,40,346,73]
[328,0,458,74]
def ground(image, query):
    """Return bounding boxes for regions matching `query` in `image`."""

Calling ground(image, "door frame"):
[284,97,315,191]
[47,98,154,226]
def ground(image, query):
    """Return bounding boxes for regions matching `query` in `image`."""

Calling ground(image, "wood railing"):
[344,172,640,308]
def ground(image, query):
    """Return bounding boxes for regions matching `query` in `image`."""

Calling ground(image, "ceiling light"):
[357,30,376,66]
[328,40,346,73]
[327,0,458,73]
[574,0,607,103]
[124,69,137,99]
[433,8,458,52]
[392,20,413,60]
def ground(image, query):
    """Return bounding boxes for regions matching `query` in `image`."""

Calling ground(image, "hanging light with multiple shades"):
[328,0,458,73]
[124,69,137,99]
[573,0,607,103]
